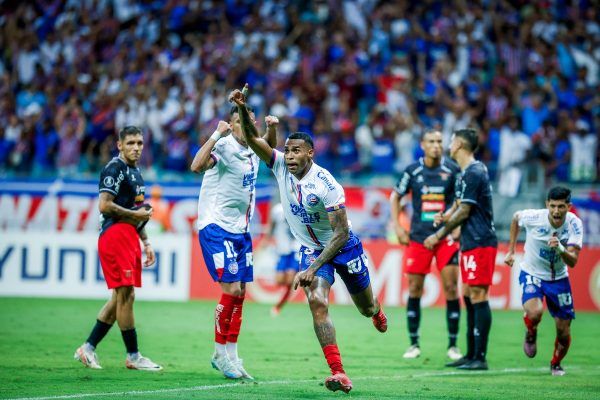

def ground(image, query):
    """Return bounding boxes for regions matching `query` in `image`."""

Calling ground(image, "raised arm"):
[229,85,274,163]
[190,120,230,173]
[293,208,350,289]
[263,115,279,148]
[504,211,521,267]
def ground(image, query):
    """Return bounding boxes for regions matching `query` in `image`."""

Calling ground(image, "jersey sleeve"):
[269,149,286,176]
[99,163,121,196]
[322,176,346,213]
[459,168,482,205]
[567,214,584,248]
[393,169,411,197]
[445,166,461,206]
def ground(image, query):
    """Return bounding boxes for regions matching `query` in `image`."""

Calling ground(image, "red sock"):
[275,285,292,310]
[215,294,236,344]
[323,344,345,375]
[523,314,538,333]
[551,335,571,366]
[227,295,245,343]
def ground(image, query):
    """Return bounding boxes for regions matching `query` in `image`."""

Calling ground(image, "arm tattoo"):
[436,203,471,238]
[237,105,259,138]
[99,192,135,218]
[311,209,349,271]
[314,320,337,347]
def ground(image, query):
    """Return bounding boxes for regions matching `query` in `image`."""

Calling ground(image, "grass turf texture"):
[0,298,599,400]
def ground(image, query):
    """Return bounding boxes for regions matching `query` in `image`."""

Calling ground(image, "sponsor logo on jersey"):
[290,204,321,223]
[536,227,550,235]
[316,171,335,191]
[305,183,316,189]
[103,176,115,187]
[307,193,319,205]
[242,172,256,188]
[304,248,314,255]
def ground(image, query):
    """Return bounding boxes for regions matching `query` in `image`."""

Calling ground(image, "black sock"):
[473,301,492,361]
[464,296,475,359]
[407,297,421,346]
[121,328,138,354]
[86,319,113,348]
[446,299,460,348]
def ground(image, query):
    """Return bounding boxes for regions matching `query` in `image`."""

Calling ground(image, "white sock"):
[226,342,238,362]
[84,342,95,351]
[127,351,140,360]
[215,343,227,356]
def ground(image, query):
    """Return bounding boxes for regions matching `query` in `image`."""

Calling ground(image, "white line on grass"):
[4,366,579,400]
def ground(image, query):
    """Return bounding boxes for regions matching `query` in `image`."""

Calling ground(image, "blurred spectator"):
[497,115,531,197]
[145,184,172,234]
[569,120,598,182]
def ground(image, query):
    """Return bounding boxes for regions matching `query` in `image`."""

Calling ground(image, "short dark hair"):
[547,186,571,202]
[421,129,442,141]
[229,105,254,116]
[118,126,142,141]
[454,128,479,152]
[287,132,314,149]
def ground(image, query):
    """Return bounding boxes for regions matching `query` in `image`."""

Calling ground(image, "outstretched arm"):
[229,85,274,163]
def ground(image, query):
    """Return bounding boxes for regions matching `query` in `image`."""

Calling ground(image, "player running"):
[74,126,162,371]
[230,84,387,394]
[504,186,582,376]
[424,128,497,371]
[390,130,463,361]
[190,104,277,380]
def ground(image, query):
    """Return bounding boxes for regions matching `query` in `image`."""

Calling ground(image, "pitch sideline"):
[5,366,580,400]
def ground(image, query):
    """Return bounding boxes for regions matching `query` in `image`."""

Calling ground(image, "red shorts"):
[459,246,497,286]
[98,223,142,289]
[404,240,460,274]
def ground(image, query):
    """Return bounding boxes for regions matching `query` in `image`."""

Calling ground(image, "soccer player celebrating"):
[390,130,463,361]
[74,126,162,371]
[190,105,277,380]
[424,128,497,370]
[504,186,582,376]
[230,84,387,394]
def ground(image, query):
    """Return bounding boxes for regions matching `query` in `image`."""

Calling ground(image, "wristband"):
[210,130,222,142]
[556,242,566,254]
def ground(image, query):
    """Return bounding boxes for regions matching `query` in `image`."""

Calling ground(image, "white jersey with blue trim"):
[197,134,259,234]
[517,209,583,281]
[269,149,348,250]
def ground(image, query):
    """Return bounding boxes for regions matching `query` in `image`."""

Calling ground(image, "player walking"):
[230,85,387,394]
[390,130,463,361]
[504,186,582,376]
[424,128,497,370]
[74,126,162,371]
[190,104,277,380]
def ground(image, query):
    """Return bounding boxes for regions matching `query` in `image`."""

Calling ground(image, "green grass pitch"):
[0,297,599,399]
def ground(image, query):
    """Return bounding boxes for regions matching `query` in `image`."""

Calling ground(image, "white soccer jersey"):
[270,203,300,255]
[517,209,583,281]
[197,134,259,234]
[270,149,348,250]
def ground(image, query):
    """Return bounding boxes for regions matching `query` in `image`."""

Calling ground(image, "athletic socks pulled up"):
[121,328,138,355]
[227,295,245,343]
[551,335,571,366]
[473,301,492,361]
[407,297,421,346]
[86,319,113,348]
[215,294,236,345]
[463,296,475,359]
[323,344,345,375]
[446,299,460,348]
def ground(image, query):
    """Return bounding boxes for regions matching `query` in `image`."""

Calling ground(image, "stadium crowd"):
[0,0,598,186]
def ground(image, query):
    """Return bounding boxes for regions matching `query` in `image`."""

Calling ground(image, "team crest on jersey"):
[103,176,115,187]
[524,284,537,294]
[305,183,316,189]
[307,193,319,205]
[416,175,424,183]
[305,254,317,266]
[439,172,449,181]
[228,261,239,274]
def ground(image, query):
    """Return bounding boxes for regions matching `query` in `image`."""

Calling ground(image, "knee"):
[526,309,544,323]
[443,283,458,299]
[408,282,424,298]
[117,287,135,304]
[308,294,329,320]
